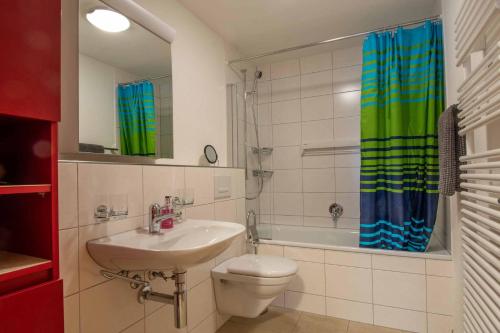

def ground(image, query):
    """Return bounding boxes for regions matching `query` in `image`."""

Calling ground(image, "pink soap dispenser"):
[161,196,174,229]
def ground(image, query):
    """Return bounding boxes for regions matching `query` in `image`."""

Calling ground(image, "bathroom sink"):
[87,219,245,271]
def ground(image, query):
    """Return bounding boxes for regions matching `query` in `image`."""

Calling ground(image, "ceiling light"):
[86,8,130,33]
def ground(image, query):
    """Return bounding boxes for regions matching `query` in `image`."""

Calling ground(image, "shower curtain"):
[117,80,156,156]
[359,20,445,252]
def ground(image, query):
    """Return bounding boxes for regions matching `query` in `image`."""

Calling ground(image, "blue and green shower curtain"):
[117,80,156,156]
[359,20,445,252]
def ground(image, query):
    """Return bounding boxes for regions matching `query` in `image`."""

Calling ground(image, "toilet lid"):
[226,254,298,278]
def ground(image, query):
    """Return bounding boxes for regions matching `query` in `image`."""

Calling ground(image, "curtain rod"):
[119,74,171,85]
[228,15,441,64]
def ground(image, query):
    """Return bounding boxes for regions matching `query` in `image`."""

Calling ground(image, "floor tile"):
[228,307,300,332]
[294,312,348,333]
[348,321,401,333]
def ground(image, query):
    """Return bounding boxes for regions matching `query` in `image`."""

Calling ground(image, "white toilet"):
[211,254,298,318]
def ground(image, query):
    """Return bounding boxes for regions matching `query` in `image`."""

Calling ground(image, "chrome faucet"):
[149,203,178,234]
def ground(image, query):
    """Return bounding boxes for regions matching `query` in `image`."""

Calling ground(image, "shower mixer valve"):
[329,203,344,225]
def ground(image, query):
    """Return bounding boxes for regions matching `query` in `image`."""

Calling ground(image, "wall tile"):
[216,235,244,265]
[373,270,426,311]
[335,193,360,218]
[335,153,360,167]
[302,155,335,169]
[325,265,372,302]
[272,99,301,124]
[78,163,143,226]
[273,214,303,226]
[273,122,301,146]
[59,162,78,229]
[333,46,363,68]
[300,52,333,74]
[271,59,300,79]
[302,168,335,192]
[185,204,215,220]
[64,294,80,333]
[288,261,325,295]
[324,250,371,268]
[302,119,334,144]
[374,305,427,333]
[337,217,360,230]
[334,116,360,142]
[428,313,453,333]
[185,167,214,205]
[257,244,284,256]
[274,169,303,193]
[235,198,246,225]
[303,216,334,228]
[333,91,361,118]
[332,66,362,93]
[80,279,145,333]
[285,291,326,315]
[187,259,216,290]
[60,228,79,296]
[259,193,273,214]
[335,168,360,192]
[284,246,324,263]
[257,81,271,104]
[426,259,454,277]
[301,71,332,98]
[187,279,216,329]
[272,76,300,102]
[258,125,273,147]
[326,297,373,324]
[372,255,426,274]
[190,313,217,333]
[303,192,335,217]
[214,199,237,222]
[142,166,185,214]
[272,292,285,307]
[257,103,272,125]
[427,276,454,315]
[273,146,301,169]
[145,306,185,333]
[273,193,303,216]
[214,168,246,201]
[122,320,144,333]
[301,94,334,122]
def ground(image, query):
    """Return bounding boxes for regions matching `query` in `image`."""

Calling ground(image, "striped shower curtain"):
[117,80,156,156]
[359,20,445,252]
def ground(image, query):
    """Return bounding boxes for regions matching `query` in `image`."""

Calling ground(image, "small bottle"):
[161,196,174,229]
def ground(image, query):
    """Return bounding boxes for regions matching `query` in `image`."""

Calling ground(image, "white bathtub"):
[257,224,451,260]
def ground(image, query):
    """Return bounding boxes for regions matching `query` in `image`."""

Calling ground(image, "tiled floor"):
[217,307,412,333]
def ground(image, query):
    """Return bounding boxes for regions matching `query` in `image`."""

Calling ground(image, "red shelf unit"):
[0,1,63,332]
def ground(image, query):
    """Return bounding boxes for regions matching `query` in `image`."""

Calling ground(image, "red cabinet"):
[0,1,63,332]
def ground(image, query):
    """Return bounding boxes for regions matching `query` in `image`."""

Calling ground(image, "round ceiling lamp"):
[86,8,130,33]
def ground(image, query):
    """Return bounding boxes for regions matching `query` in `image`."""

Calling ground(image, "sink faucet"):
[149,203,178,234]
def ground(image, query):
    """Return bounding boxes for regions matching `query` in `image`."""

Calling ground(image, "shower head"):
[255,70,263,79]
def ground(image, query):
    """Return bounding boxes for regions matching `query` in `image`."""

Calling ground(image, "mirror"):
[78,0,173,158]
[204,145,218,164]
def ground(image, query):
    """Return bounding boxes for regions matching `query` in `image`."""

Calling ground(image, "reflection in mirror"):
[78,0,173,158]
[204,145,218,164]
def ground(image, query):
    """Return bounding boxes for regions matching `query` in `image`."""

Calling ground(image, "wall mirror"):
[78,0,173,158]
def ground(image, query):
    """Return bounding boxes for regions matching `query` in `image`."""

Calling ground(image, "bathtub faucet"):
[246,210,259,251]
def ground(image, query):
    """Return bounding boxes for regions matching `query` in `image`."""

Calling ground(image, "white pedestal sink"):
[87,219,246,272]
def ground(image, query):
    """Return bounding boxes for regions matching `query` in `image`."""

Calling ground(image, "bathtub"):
[257,224,451,260]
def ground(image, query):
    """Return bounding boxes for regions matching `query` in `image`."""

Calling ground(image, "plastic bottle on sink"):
[161,196,174,229]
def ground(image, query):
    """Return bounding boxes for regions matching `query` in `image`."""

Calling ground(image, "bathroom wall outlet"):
[214,175,231,199]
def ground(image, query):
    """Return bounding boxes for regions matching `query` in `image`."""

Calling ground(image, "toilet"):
[211,254,298,318]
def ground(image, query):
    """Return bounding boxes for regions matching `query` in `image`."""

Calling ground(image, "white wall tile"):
[258,125,273,147]
[214,199,237,222]
[273,214,303,226]
[257,103,272,125]
[372,255,426,274]
[288,261,325,295]
[326,297,373,324]
[190,313,217,333]
[426,259,454,277]
[185,204,215,220]
[300,53,332,74]
[337,217,360,230]
[215,235,244,265]
[335,193,359,218]
[301,71,332,98]
[302,155,335,169]
[333,46,363,68]
[60,228,79,296]
[185,167,214,205]
[374,305,427,333]
[303,168,335,192]
[142,166,185,214]
[325,251,371,268]
[325,265,372,303]
[303,216,334,228]
[257,244,284,256]
[271,59,300,79]
[427,276,454,315]
[301,94,334,122]
[78,163,143,226]
[80,279,144,333]
[428,313,453,333]
[285,291,326,315]
[302,120,334,144]
[257,81,271,104]
[187,259,216,290]
[303,192,335,217]
[274,193,303,216]
[284,246,324,263]
[334,91,361,118]
[272,99,301,124]
[273,123,301,146]
[272,76,300,102]
[335,168,360,192]
[257,64,271,81]
[122,320,144,333]
[145,306,185,333]
[64,294,80,333]
[187,279,216,329]
[273,146,301,169]
[235,198,246,225]
[373,270,426,311]
[335,153,360,167]
[332,66,362,93]
[259,193,273,214]
[334,116,360,142]
[274,169,303,193]
[59,162,78,229]
[272,292,285,307]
